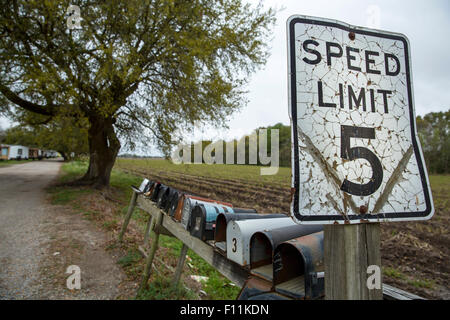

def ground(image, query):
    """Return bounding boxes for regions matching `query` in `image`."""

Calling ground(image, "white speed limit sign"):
[287,15,433,224]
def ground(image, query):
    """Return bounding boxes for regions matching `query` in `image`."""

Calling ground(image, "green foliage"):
[416,110,450,174]
[0,0,277,177]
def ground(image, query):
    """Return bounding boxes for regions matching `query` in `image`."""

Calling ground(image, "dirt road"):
[0,160,132,299]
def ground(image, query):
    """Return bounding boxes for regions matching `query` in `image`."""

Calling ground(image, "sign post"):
[287,15,434,299]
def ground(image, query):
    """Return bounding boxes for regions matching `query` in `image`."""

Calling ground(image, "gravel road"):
[0,160,133,299]
[0,160,62,299]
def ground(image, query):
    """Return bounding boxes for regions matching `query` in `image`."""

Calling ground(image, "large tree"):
[416,110,449,174]
[0,0,275,187]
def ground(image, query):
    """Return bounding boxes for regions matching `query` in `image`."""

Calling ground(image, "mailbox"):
[164,188,179,214]
[180,196,233,230]
[143,181,156,197]
[189,204,256,241]
[142,180,154,193]
[155,184,169,208]
[225,218,298,266]
[237,276,289,300]
[214,213,285,253]
[249,224,323,281]
[138,178,150,192]
[168,191,181,217]
[174,194,232,229]
[150,182,162,202]
[273,231,324,299]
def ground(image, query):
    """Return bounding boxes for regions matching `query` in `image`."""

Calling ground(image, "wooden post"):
[324,223,382,300]
[118,191,138,242]
[137,210,163,296]
[143,216,155,246]
[172,244,189,288]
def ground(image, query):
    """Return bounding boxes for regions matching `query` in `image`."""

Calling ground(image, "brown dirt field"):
[119,166,449,300]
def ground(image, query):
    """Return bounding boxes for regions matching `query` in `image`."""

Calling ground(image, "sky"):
[1,0,449,155]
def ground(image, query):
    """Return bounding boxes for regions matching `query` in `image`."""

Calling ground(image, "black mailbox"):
[150,182,162,202]
[163,188,178,213]
[156,184,169,208]
[189,203,234,241]
[168,191,182,217]
[249,224,323,281]
[273,231,324,299]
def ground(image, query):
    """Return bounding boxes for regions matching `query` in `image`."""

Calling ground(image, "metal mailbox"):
[249,224,323,281]
[273,231,324,299]
[189,205,255,241]
[142,180,154,194]
[180,196,233,230]
[143,181,157,198]
[150,182,162,202]
[157,186,177,212]
[138,178,150,192]
[175,194,232,230]
[164,188,179,214]
[214,213,285,253]
[237,276,289,300]
[155,184,169,208]
[225,218,298,266]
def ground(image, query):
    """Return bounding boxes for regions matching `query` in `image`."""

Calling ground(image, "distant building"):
[0,145,29,160]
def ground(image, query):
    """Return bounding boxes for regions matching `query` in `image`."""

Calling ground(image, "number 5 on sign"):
[287,15,434,224]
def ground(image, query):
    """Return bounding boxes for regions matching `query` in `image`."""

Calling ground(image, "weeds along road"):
[0,160,62,299]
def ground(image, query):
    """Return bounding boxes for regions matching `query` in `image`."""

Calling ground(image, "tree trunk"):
[81,116,121,188]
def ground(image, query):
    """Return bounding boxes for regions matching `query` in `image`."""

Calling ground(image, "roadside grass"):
[48,160,240,300]
[383,267,406,280]
[0,159,33,167]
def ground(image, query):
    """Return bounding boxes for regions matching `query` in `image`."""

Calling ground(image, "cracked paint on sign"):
[287,16,433,224]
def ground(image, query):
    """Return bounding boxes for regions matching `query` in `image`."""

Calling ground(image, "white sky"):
[1,0,449,156]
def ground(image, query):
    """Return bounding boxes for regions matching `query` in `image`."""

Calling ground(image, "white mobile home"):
[6,145,29,160]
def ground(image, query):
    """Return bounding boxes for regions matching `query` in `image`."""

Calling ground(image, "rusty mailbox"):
[226,218,299,266]
[214,213,286,253]
[273,231,324,299]
[189,205,258,241]
[249,224,323,281]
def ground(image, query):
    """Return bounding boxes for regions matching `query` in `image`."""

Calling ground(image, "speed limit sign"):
[287,16,434,224]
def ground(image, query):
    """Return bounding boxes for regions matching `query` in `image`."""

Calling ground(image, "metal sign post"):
[287,15,434,299]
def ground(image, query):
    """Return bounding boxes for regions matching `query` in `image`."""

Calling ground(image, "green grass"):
[50,160,241,300]
[407,278,435,289]
[0,159,33,167]
[115,158,292,187]
[383,267,406,280]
